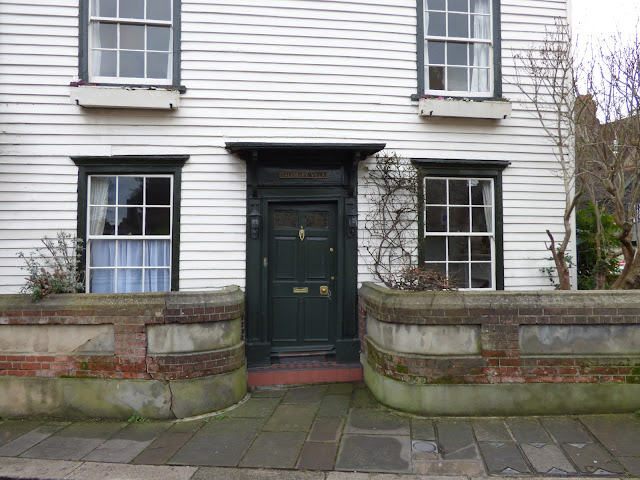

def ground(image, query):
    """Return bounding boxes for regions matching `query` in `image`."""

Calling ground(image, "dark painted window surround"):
[413,158,509,290]
[78,0,185,93]
[413,0,502,101]
[71,155,188,291]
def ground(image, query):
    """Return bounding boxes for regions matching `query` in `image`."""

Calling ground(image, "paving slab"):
[308,417,344,442]
[581,414,640,457]
[412,458,486,476]
[521,443,577,474]
[250,389,286,398]
[351,387,378,408]
[328,473,466,480]
[335,434,411,473]
[471,418,512,442]
[228,397,281,418]
[66,461,196,480]
[0,420,43,448]
[540,417,592,443]
[263,403,317,432]
[506,417,551,443]
[297,441,338,470]
[411,418,435,441]
[82,421,171,463]
[133,421,203,465]
[479,442,531,474]
[435,419,478,460]
[327,383,354,395]
[19,422,124,461]
[0,457,80,479]
[0,421,69,457]
[318,394,351,417]
[562,442,626,475]
[618,456,640,476]
[170,417,264,467]
[239,431,306,468]
[193,467,324,480]
[345,408,410,435]
[282,385,327,404]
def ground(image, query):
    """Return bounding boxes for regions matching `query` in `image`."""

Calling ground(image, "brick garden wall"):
[0,288,245,381]
[359,283,640,386]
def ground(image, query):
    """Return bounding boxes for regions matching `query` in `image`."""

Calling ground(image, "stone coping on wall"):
[0,287,247,419]
[358,282,640,415]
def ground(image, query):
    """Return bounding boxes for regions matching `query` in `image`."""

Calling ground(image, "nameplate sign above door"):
[258,166,345,186]
[279,171,328,179]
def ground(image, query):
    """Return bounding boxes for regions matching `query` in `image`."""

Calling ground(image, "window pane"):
[120,51,145,77]
[470,44,490,66]
[449,207,470,232]
[117,240,143,266]
[426,0,445,10]
[427,12,446,36]
[90,176,116,205]
[90,268,115,293]
[145,269,170,292]
[146,240,170,266]
[428,66,445,90]
[425,178,446,204]
[146,207,171,235]
[424,236,446,261]
[448,13,469,37]
[471,0,490,13]
[306,212,329,229]
[90,240,116,266]
[448,236,469,261]
[147,0,172,21]
[447,43,468,66]
[92,50,117,77]
[118,177,143,205]
[121,24,145,50]
[450,263,470,288]
[146,177,171,205]
[117,268,143,293]
[92,0,117,17]
[471,15,491,40]
[423,262,446,275]
[448,66,468,91]
[274,211,297,228]
[426,206,447,232]
[450,0,469,12]
[449,179,469,205]
[147,26,171,51]
[119,0,144,19]
[472,206,491,232]
[471,236,491,261]
[471,179,492,205]
[117,207,143,235]
[147,52,169,79]
[470,68,490,92]
[471,263,492,288]
[93,22,117,49]
[427,41,445,65]
[90,206,115,235]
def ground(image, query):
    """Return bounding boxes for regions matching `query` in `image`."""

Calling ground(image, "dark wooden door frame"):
[226,143,385,366]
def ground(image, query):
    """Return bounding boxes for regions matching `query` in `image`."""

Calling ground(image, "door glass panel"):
[306,212,329,229]
[274,211,297,228]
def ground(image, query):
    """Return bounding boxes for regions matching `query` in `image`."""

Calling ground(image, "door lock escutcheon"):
[320,286,330,296]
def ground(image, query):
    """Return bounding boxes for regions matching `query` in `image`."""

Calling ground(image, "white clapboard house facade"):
[0,0,574,365]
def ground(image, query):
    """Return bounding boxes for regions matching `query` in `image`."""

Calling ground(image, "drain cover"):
[412,440,438,453]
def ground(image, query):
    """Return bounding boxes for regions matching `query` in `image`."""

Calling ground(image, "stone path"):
[0,383,639,479]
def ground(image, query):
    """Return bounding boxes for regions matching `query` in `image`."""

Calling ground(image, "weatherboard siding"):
[0,0,571,293]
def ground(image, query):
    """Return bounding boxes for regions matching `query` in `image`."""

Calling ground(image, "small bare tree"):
[514,19,584,289]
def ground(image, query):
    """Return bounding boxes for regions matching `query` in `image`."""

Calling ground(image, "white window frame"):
[422,176,495,289]
[423,0,493,97]
[88,0,174,85]
[86,174,173,293]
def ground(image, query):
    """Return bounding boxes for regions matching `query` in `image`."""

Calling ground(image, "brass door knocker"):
[298,226,305,242]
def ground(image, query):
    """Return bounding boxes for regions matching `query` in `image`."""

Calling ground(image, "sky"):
[572,0,639,51]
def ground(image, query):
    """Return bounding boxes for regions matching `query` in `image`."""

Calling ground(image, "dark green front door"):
[268,202,337,351]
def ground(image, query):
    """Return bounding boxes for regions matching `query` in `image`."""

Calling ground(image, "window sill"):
[418,97,512,120]
[70,85,181,110]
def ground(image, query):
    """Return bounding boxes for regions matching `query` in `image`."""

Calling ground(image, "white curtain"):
[481,180,493,233]
[471,0,490,93]
[424,9,429,90]
[145,240,171,292]
[89,177,110,235]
